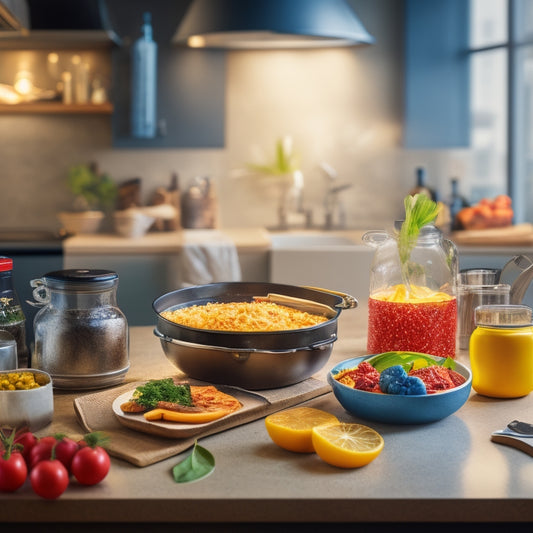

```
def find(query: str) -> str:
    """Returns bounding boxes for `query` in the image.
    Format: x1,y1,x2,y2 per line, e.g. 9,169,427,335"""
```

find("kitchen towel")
73,377,331,467
178,230,242,287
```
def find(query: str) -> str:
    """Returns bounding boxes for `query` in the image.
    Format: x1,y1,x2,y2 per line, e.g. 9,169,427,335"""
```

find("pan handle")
154,328,337,353
301,286,358,310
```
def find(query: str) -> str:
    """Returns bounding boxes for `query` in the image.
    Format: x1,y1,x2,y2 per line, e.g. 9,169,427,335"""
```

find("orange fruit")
311,423,384,468
265,407,339,453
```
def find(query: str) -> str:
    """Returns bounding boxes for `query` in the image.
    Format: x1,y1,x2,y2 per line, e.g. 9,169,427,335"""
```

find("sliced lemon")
374,283,454,303
311,423,384,468
265,407,339,453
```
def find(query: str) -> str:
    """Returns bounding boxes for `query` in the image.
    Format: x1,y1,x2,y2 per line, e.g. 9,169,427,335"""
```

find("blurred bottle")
0,257,28,367
448,178,470,230
409,167,437,201
131,12,157,139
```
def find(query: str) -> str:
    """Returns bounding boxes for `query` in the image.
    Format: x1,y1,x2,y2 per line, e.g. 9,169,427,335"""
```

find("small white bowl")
114,209,155,239
0,370,53,431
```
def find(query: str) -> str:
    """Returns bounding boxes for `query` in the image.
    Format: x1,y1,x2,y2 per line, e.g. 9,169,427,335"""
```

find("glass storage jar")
31,269,129,390
469,304,533,398
363,223,458,358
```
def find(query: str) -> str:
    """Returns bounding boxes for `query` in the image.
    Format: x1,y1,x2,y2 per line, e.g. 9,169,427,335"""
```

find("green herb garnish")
133,378,193,409
367,351,456,373
172,441,215,484
398,194,440,287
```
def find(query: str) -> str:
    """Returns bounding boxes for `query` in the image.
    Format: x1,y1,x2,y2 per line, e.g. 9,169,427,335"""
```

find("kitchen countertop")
63,227,273,255
4,304,533,527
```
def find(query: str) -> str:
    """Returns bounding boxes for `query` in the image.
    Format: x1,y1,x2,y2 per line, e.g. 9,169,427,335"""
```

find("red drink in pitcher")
367,284,457,358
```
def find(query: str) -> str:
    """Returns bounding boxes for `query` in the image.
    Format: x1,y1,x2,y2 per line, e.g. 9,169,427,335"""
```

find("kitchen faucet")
321,162,352,230
277,170,313,229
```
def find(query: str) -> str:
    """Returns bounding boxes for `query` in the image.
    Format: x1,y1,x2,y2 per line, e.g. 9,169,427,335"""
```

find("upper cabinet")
403,0,470,148
0,0,226,148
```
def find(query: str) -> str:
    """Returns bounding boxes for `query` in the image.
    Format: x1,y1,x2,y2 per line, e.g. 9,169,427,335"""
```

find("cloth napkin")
74,377,331,467
178,230,242,287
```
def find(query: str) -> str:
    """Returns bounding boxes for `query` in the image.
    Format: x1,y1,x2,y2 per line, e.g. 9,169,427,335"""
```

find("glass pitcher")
363,223,458,358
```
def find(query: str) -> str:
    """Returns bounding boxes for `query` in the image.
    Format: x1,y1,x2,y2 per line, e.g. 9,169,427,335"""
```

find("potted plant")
58,162,118,234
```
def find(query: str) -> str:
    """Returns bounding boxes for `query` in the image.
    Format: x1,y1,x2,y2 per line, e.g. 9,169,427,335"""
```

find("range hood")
0,0,29,31
173,0,374,49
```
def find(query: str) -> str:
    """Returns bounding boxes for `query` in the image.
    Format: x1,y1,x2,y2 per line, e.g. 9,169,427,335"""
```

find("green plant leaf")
398,194,440,287
367,351,455,373
172,441,215,484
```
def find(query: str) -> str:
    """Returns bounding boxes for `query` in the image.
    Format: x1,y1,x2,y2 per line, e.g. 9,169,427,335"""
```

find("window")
468,0,533,222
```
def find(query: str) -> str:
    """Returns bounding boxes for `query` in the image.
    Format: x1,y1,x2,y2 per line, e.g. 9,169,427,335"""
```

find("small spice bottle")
469,304,533,398
0,257,28,367
31,269,129,390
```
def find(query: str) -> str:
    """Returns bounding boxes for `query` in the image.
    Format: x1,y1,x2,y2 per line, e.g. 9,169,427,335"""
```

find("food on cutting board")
456,194,513,230
120,378,242,423
161,301,328,332
334,351,466,395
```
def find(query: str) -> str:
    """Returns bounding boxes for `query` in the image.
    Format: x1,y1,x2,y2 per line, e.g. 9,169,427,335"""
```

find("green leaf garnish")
172,441,215,484
133,378,193,409
398,194,440,289
399,194,440,265
367,351,456,373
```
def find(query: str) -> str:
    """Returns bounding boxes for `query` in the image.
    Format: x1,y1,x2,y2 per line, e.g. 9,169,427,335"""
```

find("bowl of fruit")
328,351,472,424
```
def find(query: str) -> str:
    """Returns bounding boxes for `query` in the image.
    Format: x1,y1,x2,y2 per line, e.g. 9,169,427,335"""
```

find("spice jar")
0,257,29,367
469,304,533,398
363,223,458,358
31,269,129,390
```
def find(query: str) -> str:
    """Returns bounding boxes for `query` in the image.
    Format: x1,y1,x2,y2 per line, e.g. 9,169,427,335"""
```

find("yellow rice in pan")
161,301,328,332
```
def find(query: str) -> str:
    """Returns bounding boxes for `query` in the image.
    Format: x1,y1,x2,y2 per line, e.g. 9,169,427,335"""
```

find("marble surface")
3,304,533,525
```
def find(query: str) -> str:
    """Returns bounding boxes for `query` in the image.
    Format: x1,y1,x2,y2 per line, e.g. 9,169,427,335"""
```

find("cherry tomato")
71,445,110,485
14,431,37,466
54,436,79,472
0,451,27,492
30,459,69,499
28,436,57,469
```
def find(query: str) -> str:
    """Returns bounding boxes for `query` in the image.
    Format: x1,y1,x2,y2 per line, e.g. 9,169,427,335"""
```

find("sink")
268,231,373,300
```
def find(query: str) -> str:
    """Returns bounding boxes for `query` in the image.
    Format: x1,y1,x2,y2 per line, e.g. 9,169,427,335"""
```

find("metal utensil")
253,293,337,319
510,262,533,304
498,254,533,285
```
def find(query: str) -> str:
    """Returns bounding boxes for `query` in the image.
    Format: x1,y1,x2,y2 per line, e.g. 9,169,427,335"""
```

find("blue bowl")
328,355,472,424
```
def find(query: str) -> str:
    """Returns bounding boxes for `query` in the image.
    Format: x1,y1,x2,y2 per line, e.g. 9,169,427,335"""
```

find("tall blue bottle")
131,12,157,138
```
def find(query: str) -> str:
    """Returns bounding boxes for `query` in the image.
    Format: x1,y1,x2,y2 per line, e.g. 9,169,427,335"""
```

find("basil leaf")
172,441,215,484
368,351,449,373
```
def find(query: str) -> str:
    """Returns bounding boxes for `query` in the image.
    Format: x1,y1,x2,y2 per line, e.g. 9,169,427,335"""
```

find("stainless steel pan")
152,282,357,389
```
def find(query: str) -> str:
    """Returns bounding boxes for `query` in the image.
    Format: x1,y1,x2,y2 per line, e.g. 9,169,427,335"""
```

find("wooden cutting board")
451,223,533,246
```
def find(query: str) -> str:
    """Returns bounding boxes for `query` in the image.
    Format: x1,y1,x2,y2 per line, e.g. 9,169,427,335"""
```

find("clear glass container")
31,269,129,390
363,223,458,358
469,304,533,398
0,256,28,367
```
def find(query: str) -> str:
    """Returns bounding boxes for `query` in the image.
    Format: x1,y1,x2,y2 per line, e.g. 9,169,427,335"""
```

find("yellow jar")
469,305,533,398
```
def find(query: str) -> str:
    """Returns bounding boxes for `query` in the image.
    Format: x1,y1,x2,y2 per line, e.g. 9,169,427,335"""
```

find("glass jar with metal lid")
31,269,129,390
469,304,533,398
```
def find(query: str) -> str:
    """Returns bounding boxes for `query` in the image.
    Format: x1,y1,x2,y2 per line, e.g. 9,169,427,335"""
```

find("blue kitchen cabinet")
106,0,226,148
404,0,470,148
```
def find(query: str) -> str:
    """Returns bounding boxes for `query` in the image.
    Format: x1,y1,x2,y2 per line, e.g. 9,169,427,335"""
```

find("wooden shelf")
0,102,113,114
